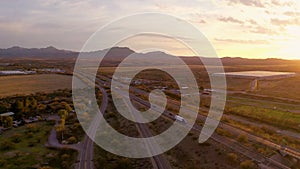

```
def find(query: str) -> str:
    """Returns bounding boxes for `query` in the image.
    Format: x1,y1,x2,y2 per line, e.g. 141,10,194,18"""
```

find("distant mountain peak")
45,46,57,49
0,46,76,58
10,46,22,49
145,51,167,55
108,46,135,53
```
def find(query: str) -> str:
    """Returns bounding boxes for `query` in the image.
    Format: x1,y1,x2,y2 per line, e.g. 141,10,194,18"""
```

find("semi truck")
175,115,186,123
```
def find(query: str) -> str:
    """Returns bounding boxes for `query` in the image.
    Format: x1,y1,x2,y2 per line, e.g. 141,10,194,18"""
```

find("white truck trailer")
175,115,186,123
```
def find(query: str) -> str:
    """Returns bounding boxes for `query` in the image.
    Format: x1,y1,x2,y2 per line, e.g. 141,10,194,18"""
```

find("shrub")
67,136,77,144
1,140,15,150
226,153,238,164
216,128,233,138
61,154,70,161
72,122,81,129
39,166,53,169
27,132,34,138
26,124,39,133
240,160,256,169
11,134,22,143
28,141,35,147
237,135,248,143
115,158,132,169
0,159,7,167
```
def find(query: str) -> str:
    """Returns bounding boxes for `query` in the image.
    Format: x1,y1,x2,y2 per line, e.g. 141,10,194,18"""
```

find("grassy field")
0,74,72,97
227,95,300,113
0,122,53,168
226,105,300,132
0,121,77,169
253,75,300,100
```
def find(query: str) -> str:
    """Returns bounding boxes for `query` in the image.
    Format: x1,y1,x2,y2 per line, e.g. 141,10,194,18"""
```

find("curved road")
76,87,108,169
75,80,171,169
46,115,81,151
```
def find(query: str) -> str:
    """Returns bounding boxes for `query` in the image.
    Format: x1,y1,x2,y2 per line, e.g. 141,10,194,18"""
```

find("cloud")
249,25,279,35
33,22,63,30
271,18,300,26
248,19,257,25
218,16,244,24
283,11,300,17
270,0,294,7
189,18,206,24
227,0,265,8
227,0,294,7
189,13,211,24
215,38,269,44
197,19,206,24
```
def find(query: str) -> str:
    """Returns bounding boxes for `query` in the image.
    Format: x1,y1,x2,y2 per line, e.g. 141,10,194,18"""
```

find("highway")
76,73,299,169
120,77,300,160
135,121,172,169
76,87,108,169
75,75,171,169
126,90,292,169
98,78,172,169
100,75,299,169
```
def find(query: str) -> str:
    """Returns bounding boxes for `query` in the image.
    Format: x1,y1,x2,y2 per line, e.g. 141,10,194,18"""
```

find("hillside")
1,46,299,70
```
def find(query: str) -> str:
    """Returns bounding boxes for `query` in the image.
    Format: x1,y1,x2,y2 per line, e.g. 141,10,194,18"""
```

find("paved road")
83,74,299,169
75,87,108,169
98,77,172,169
162,94,300,140
136,122,172,169
46,115,80,151
129,91,292,169
113,84,273,166
105,75,297,168
122,79,300,160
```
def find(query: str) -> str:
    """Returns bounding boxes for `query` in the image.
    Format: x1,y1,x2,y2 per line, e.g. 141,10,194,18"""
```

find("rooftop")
0,112,14,116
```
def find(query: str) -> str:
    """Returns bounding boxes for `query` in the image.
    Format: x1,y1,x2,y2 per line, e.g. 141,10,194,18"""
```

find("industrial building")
0,70,36,75
213,71,296,91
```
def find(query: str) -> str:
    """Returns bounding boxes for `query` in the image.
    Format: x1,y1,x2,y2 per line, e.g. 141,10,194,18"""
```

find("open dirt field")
0,74,72,97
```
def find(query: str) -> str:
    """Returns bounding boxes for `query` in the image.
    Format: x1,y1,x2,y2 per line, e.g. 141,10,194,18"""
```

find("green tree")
67,136,77,144
3,116,13,128
55,124,65,141
23,97,38,116
37,104,47,113
11,100,24,113
62,102,72,113
0,104,8,113
58,109,68,119
31,98,38,109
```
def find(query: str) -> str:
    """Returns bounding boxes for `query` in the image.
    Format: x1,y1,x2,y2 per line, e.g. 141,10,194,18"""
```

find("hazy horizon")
0,0,300,59
1,45,300,61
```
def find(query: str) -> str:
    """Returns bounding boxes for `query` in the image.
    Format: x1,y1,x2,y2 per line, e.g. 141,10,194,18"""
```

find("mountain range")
0,46,297,66
0,46,77,58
